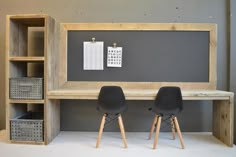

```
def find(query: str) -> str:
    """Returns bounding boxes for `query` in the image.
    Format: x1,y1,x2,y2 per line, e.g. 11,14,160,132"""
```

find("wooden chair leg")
173,116,185,149
148,116,158,140
96,114,106,148
118,114,128,148
171,116,176,140
153,115,162,149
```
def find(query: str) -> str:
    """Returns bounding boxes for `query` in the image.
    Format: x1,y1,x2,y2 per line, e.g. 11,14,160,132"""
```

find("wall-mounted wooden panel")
59,23,217,90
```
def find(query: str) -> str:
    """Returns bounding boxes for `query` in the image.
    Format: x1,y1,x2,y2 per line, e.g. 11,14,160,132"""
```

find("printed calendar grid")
107,46,122,67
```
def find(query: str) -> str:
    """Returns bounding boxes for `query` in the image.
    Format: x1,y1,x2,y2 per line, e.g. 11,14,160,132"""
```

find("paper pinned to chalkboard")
83,39,104,70
107,43,122,67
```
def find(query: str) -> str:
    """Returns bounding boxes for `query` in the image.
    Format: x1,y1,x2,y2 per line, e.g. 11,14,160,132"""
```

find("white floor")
0,130,236,157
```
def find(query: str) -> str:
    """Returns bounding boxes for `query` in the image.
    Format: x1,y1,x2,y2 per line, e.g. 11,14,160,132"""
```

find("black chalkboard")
67,31,209,82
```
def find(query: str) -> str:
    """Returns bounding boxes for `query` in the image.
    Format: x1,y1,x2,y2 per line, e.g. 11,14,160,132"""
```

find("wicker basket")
9,77,43,99
10,112,44,142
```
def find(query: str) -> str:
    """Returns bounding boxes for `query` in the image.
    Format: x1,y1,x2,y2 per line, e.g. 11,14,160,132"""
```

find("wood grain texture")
171,117,176,140
59,24,68,87
9,140,45,145
62,82,214,90
47,18,58,90
44,16,60,144
96,114,106,148
8,14,46,26
5,15,10,142
45,99,60,145
9,57,45,61
213,96,234,147
9,99,44,104
148,116,158,140
5,14,52,145
118,115,128,148
173,117,185,149
209,25,217,89
47,89,233,100
9,18,27,56
153,116,161,149
45,16,55,91
63,23,215,31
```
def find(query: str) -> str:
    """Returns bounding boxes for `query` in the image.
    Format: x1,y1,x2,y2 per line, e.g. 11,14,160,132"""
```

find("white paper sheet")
83,41,104,70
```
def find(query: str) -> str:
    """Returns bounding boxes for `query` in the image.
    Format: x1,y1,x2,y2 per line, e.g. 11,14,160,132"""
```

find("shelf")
9,99,45,104
8,14,46,26
10,140,45,145
9,57,45,62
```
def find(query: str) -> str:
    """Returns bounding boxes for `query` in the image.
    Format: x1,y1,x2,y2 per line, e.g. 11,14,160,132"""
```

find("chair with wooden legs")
96,86,128,148
148,86,185,149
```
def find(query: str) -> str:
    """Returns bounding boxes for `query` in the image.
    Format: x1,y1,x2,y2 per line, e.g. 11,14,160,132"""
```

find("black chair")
148,86,185,149
96,86,128,148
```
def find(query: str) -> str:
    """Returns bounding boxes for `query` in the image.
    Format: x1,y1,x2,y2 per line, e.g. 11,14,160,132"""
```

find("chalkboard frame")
58,23,217,90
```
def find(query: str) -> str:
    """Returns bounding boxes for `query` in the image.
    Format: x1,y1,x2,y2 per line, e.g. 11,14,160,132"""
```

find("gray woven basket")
10,112,44,142
9,77,43,99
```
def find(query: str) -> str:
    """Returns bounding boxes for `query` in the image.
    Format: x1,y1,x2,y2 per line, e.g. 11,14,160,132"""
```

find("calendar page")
107,46,122,67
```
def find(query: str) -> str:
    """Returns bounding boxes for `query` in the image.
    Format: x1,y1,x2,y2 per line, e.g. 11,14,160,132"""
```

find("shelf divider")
9,57,45,62
9,99,45,104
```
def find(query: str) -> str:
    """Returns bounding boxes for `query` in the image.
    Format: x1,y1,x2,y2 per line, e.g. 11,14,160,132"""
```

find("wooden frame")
58,23,217,90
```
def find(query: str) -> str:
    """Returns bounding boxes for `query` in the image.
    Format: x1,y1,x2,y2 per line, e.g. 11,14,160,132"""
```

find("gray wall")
0,0,233,142
229,0,236,144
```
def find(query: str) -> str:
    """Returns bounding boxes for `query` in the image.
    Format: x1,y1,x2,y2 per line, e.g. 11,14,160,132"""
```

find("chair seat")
152,107,181,116
97,104,128,115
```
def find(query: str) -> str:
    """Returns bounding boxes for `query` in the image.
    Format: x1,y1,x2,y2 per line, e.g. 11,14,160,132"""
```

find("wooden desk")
46,89,234,146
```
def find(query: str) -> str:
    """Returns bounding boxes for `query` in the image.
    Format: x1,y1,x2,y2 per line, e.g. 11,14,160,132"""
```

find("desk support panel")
45,99,60,144
213,97,234,147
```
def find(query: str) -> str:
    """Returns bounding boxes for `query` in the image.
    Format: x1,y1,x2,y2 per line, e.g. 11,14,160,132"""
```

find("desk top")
47,88,234,100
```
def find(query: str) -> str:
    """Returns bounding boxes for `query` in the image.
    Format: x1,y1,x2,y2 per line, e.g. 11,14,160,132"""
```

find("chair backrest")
98,86,127,114
154,86,183,113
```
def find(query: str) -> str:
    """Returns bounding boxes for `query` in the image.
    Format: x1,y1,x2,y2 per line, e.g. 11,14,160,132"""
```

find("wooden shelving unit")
5,14,55,145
